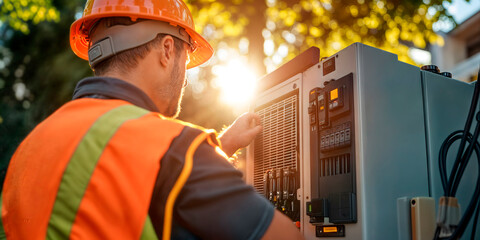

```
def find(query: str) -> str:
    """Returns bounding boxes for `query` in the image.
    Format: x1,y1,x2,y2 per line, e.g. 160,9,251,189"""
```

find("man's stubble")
162,54,185,118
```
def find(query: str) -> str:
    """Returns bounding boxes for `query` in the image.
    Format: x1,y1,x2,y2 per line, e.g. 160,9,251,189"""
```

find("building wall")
430,11,480,82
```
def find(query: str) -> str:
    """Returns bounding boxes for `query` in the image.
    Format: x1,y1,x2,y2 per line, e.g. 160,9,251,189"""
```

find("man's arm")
220,112,304,239
150,125,304,239
219,113,303,239
262,210,304,240
170,140,303,240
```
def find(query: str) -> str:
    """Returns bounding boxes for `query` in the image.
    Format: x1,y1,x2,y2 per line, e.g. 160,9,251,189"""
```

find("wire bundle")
435,68,480,240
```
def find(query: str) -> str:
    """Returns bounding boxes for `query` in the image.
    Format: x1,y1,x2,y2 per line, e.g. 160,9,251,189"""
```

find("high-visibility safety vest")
0,98,219,239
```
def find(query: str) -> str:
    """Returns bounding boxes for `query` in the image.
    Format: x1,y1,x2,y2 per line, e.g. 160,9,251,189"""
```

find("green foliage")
0,0,91,165
187,0,457,71
0,0,60,34
266,0,454,66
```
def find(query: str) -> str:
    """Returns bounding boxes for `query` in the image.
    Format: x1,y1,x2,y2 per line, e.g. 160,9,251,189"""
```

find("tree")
265,0,453,66
0,0,60,34
0,0,91,174
186,0,455,72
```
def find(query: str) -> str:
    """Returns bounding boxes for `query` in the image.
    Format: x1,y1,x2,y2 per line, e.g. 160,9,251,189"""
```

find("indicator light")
295,221,301,228
330,88,338,100
323,226,338,233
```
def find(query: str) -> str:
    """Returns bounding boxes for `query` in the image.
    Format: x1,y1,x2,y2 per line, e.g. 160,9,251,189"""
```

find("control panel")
307,73,356,237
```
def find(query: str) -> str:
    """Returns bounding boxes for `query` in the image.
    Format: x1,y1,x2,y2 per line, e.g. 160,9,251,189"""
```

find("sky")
447,0,480,23
437,0,480,32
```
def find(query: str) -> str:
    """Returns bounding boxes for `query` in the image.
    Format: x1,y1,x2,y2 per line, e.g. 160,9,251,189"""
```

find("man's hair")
91,17,185,76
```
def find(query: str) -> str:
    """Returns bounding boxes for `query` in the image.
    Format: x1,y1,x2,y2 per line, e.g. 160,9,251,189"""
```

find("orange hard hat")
70,0,214,69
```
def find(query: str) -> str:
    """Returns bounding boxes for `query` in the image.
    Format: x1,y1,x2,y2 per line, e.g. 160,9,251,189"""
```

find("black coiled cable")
435,68,480,240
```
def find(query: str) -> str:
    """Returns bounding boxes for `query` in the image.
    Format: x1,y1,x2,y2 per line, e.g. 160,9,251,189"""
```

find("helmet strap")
88,20,194,68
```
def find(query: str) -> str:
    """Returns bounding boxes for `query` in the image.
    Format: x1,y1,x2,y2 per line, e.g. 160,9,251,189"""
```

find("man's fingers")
245,125,262,139
253,125,262,134
247,113,261,127
252,113,261,123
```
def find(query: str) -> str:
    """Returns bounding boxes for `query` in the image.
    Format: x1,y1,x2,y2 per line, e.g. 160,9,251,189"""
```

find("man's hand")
219,112,262,157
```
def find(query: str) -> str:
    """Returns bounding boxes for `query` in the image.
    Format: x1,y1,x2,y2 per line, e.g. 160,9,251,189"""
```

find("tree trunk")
245,1,267,77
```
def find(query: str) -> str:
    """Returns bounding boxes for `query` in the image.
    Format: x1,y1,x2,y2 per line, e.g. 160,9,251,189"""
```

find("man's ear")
158,35,175,67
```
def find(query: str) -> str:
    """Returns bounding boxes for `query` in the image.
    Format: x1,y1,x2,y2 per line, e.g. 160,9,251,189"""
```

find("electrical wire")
446,69,480,197
447,144,480,239
438,130,464,191
471,199,480,240
435,68,480,240
437,133,480,239
452,113,480,196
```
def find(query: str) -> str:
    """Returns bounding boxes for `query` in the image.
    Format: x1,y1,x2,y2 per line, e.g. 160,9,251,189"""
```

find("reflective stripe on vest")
0,99,185,239
46,104,149,238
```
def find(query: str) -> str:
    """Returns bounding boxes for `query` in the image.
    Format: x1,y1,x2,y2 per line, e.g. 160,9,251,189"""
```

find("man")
0,0,303,239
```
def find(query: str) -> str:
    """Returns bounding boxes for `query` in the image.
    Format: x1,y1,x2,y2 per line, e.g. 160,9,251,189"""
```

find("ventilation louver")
253,92,299,192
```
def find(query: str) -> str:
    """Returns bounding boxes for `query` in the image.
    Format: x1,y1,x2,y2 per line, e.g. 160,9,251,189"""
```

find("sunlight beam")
212,58,258,109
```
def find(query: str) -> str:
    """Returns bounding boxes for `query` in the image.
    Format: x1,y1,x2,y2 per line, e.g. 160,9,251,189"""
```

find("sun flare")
212,58,258,108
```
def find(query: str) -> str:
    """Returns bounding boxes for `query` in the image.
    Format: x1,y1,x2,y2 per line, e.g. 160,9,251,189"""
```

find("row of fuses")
263,168,297,204
320,122,352,151
319,154,351,177
263,168,300,221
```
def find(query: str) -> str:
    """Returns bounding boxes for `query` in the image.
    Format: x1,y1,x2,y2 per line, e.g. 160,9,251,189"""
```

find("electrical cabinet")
246,43,479,239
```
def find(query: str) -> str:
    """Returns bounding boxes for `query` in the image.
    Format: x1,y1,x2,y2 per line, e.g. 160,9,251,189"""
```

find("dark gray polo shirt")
73,77,274,239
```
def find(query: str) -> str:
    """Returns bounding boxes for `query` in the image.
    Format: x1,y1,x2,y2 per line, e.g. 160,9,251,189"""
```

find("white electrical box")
246,43,479,239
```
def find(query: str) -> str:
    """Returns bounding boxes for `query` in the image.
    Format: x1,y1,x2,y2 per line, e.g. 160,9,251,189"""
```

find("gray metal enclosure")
246,42,479,239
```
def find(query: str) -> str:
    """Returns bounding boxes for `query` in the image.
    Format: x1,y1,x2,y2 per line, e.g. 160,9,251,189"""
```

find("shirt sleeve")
149,126,274,240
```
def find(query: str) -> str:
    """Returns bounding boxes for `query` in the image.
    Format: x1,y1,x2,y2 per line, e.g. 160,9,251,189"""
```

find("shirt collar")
72,76,159,112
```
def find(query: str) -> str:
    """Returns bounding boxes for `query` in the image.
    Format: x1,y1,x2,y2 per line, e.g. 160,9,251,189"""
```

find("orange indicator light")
330,88,338,100
323,226,338,233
